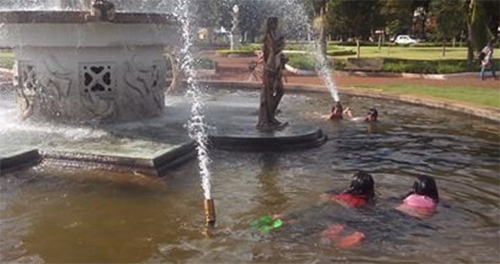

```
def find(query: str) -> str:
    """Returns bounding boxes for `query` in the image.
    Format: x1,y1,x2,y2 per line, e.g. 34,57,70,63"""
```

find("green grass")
352,84,500,108
0,49,14,69
335,46,468,60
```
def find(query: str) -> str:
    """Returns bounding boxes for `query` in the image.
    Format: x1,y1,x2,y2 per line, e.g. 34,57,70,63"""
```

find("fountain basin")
0,87,328,176
0,11,180,122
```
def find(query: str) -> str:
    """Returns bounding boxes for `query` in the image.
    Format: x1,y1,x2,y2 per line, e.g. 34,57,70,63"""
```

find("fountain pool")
1,89,499,263
1,0,499,263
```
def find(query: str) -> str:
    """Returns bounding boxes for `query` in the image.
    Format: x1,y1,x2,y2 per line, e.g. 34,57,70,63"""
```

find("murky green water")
1,91,499,263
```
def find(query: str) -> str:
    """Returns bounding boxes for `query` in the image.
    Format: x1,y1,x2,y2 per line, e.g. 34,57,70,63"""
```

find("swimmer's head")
365,108,378,122
409,175,439,203
345,170,375,199
330,102,343,120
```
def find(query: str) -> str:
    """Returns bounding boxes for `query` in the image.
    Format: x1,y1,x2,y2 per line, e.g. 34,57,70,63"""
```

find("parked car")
394,35,418,45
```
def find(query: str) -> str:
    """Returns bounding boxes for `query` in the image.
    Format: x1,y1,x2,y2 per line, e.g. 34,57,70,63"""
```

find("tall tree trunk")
319,5,327,56
466,0,475,68
442,40,446,57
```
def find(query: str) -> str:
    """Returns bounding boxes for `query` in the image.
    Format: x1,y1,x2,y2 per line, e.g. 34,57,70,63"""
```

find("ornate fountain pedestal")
0,11,180,122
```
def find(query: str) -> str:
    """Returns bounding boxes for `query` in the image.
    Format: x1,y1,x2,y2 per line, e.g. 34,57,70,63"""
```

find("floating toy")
250,215,284,233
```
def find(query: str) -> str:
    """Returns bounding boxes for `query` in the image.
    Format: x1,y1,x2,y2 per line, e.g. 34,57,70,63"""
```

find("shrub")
194,57,216,70
216,44,260,56
383,59,437,73
327,50,356,56
381,58,500,74
0,49,14,69
331,59,347,71
287,54,323,71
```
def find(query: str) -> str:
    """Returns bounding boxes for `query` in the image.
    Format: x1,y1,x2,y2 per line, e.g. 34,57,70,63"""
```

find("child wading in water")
319,171,375,248
252,171,375,249
396,175,439,219
321,102,379,123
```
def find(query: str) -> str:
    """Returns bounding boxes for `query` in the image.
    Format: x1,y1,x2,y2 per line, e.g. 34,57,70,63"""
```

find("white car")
394,35,418,45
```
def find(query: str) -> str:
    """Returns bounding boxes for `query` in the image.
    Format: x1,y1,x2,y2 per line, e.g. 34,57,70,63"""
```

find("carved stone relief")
124,56,165,116
80,62,116,120
37,56,73,117
16,62,37,119
15,56,73,120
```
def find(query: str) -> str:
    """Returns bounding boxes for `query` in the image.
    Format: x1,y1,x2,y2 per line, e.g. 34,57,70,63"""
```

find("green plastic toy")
250,215,284,233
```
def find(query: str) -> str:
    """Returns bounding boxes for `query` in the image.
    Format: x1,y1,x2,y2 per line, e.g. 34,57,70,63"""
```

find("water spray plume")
282,0,340,103
175,0,215,224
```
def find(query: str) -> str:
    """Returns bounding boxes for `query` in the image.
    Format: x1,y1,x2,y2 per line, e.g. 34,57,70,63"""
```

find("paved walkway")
203,51,500,89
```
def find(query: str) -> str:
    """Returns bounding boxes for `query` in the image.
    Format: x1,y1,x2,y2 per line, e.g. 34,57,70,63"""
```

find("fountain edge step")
39,141,196,177
208,128,328,151
0,149,41,176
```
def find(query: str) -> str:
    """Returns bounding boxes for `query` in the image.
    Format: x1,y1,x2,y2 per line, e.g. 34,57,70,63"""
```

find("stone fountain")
0,0,327,178
0,0,198,176
0,0,179,122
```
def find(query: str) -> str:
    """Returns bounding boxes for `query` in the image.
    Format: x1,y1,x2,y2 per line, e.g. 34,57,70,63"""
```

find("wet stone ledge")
0,149,41,175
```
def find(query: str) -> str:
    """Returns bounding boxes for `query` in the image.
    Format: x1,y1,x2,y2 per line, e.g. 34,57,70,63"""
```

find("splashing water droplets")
279,0,340,102
175,0,212,200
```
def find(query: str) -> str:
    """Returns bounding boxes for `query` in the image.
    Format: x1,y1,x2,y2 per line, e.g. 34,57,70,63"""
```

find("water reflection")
256,153,287,208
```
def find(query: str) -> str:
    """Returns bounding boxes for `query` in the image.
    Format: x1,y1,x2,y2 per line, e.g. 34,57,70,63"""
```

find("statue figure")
256,17,289,131
90,0,115,22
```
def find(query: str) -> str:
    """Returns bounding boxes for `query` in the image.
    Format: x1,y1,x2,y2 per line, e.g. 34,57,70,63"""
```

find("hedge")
194,57,216,70
286,54,499,74
382,58,500,74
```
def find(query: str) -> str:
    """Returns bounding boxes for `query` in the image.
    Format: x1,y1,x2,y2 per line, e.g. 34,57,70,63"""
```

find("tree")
464,0,493,67
380,0,414,38
431,0,465,56
313,0,328,55
327,0,381,41
193,0,222,43
236,0,273,43
411,0,431,39
482,0,499,40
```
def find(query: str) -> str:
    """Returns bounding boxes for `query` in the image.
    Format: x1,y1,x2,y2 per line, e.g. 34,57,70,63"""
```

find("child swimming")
318,102,379,124
319,171,375,248
343,107,378,123
252,171,376,249
396,175,439,219
321,170,375,207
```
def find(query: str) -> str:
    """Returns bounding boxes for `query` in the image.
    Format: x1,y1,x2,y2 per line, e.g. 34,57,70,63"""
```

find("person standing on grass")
479,41,499,80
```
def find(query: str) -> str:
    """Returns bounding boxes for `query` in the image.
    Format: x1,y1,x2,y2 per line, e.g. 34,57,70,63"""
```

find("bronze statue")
256,17,289,131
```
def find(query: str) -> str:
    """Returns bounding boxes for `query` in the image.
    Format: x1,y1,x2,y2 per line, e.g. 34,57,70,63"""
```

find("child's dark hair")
410,175,439,203
331,102,343,111
367,108,378,118
330,102,344,119
345,170,375,200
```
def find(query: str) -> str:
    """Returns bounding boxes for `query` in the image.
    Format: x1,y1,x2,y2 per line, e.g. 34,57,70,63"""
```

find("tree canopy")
189,0,498,45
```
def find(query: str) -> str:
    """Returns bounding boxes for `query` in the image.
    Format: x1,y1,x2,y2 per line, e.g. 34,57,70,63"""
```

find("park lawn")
0,49,14,69
352,84,500,108
334,46,468,60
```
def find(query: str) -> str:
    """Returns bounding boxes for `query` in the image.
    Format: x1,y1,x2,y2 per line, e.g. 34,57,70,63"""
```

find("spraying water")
175,0,212,200
278,0,340,102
